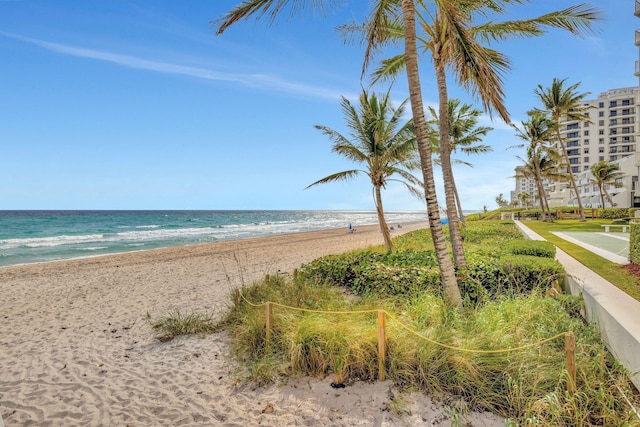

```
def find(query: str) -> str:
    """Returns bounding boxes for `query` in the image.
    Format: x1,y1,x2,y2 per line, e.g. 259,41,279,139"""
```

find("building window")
599,111,604,117
610,111,618,117
599,120,604,126
622,99,631,106
584,130,589,136
610,119,618,126
567,140,579,147
610,101,617,107
584,156,589,162
599,147,605,153
599,138,604,144
616,178,624,185
584,166,590,172
569,158,579,164
568,149,580,156
610,147,618,153
567,131,579,138
583,139,589,145
599,156,605,161
584,148,589,154
599,129,605,135
567,123,579,130
622,108,632,115
623,117,633,124
610,137,618,144
599,102,604,108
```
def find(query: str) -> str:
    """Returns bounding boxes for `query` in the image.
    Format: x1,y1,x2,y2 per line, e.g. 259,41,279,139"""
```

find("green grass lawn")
523,219,640,302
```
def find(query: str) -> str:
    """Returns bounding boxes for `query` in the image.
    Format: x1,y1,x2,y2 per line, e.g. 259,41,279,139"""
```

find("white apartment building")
544,86,640,208
512,87,640,209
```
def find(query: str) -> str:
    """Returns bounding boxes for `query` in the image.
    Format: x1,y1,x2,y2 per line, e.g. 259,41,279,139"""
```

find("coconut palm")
515,145,564,217
214,0,602,306
513,111,560,220
534,78,591,221
590,160,625,208
361,0,601,271
306,90,422,251
429,99,493,226
517,191,532,208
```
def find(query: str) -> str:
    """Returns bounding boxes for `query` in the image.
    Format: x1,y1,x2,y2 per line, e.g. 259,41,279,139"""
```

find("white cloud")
1,31,349,101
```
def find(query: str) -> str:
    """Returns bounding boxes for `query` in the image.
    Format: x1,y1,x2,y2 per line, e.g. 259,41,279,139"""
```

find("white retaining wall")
514,221,640,390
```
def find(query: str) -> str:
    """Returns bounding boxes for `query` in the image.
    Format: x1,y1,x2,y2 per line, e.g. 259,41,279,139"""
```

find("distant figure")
390,226,395,231
349,223,356,233
397,224,402,228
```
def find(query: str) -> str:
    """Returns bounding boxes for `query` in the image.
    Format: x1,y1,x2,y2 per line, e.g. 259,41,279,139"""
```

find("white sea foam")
0,234,105,249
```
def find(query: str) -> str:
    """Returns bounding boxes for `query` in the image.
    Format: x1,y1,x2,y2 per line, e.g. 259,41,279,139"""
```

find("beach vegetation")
147,310,217,342
219,221,639,425
307,89,423,252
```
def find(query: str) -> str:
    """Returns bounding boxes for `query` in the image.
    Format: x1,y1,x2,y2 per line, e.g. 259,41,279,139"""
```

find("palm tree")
306,90,422,251
214,0,602,306
429,99,493,226
513,111,560,220
590,160,625,208
517,191,531,209
363,0,601,270
534,78,591,221
515,145,564,218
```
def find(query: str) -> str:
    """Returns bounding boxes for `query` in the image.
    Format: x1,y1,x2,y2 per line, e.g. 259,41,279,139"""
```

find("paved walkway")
551,230,629,264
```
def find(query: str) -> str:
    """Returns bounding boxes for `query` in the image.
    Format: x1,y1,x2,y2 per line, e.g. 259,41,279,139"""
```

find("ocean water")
0,210,428,267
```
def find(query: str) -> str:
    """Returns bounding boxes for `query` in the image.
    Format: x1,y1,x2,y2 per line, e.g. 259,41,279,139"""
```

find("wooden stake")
565,332,576,393
378,310,386,381
265,302,273,353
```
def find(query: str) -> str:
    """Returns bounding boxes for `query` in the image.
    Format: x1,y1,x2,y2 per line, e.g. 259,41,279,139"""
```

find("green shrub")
498,255,564,294
611,218,630,225
504,240,556,258
599,208,630,219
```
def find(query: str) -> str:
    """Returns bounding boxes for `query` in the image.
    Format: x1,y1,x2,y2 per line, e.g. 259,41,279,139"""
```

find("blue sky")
0,1,636,211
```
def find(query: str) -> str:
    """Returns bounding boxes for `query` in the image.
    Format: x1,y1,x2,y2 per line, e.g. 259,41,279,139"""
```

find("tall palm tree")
214,0,602,306
515,145,564,218
363,0,601,269
513,111,560,220
590,160,625,208
429,99,493,226
306,90,422,251
534,78,591,221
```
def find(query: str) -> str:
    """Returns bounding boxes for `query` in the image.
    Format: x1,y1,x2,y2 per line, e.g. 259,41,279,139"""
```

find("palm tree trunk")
453,179,466,227
532,157,549,220
374,185,393,251
435,61,466,267
603,186,615,207
598,184,606,208
401,0,462,306
556,130,585,221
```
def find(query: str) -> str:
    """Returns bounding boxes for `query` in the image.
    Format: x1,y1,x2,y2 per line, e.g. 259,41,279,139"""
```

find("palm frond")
305,170,361,189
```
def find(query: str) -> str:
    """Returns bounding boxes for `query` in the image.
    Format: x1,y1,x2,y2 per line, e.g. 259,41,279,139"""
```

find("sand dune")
0,222,503,426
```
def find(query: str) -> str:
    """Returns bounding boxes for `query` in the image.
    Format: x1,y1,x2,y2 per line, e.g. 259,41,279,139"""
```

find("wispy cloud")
1,31,348,101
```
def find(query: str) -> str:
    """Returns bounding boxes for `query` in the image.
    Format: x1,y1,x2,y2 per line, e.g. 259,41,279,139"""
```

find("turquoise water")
0,210,428,267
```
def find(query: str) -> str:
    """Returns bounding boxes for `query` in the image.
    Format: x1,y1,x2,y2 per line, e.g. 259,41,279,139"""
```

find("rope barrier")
237,289,569,354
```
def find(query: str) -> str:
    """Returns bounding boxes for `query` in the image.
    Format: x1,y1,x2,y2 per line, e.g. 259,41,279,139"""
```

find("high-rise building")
514,3,640,209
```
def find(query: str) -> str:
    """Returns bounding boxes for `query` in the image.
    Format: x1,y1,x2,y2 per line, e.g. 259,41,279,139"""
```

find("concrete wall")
514,221,640,391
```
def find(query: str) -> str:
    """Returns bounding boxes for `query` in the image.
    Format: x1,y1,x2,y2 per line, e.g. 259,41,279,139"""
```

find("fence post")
265,302,273,353
565,332,576,393
378,310,386,381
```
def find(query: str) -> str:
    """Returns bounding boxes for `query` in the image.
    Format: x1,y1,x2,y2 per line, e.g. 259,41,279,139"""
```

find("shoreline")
0,222,422,271
0,221,503,426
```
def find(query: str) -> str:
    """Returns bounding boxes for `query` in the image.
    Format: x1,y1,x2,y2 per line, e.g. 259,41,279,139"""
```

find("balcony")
636,29,640,46
636,60,640,77
636,0,640,17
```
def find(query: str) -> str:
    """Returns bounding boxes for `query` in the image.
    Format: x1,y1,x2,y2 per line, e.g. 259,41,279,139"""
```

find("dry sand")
0,222,504,426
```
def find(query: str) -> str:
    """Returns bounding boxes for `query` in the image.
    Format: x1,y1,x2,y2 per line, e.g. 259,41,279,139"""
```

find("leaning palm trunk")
556,129,585,221
532,160,550,220
435,61,466,267
452,179,466,227
598,185,606,208
374,185,393,251
401,0,462,306
603,186,615,207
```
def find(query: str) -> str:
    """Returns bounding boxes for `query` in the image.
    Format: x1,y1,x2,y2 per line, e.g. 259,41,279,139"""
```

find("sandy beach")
0,222,503,426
